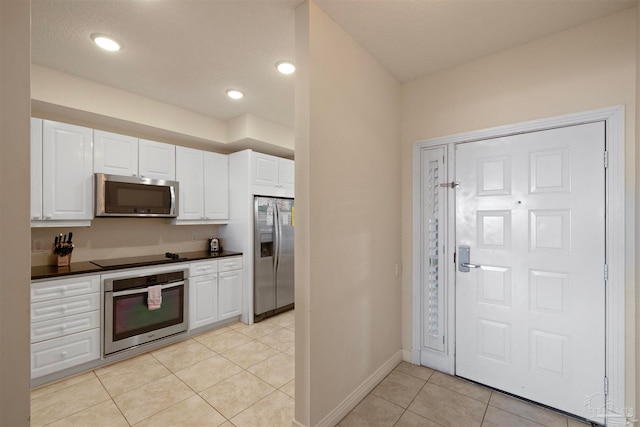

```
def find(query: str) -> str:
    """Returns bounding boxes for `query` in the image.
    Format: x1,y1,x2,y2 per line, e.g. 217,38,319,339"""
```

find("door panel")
276,198,294,308
254,197,276,316
455,122,605,419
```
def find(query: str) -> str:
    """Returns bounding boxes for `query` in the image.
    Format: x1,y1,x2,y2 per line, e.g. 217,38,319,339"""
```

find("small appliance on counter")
209,237,221,253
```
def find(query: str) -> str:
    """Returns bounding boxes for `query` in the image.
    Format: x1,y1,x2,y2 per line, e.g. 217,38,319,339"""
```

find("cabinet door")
31,310,100,344
31,118,43,220
176,146,204,220
139,139,176,181
31,328,100,379
189,274,218,329
42,121,94,221
31,293,101,323
218,269,242,320
31,275,100,304
278,158,295,190
252,152,279,187
204,152,229,220
93,130,138,176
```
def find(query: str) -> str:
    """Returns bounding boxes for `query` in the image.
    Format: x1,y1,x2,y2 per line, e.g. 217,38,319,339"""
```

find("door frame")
412,106,626,419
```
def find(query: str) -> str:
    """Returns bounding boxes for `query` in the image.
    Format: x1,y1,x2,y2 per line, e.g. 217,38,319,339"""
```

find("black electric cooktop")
90,252,187,269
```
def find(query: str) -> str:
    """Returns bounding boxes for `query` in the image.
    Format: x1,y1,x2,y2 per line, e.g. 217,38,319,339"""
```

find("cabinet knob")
32,216,40,220
61,351,68,358
44,214,53,220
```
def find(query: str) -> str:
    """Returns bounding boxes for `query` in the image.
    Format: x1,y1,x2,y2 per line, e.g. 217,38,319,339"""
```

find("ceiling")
31,0,636,131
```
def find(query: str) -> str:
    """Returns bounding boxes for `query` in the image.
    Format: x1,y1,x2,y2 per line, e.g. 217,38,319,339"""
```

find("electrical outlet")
191,232,197,241
395,263,402,277
33,239,44,251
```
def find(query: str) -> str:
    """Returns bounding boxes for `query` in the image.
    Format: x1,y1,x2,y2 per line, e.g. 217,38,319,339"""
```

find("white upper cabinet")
204,152,229,221
93,130,138,176
139,139,176,181
278,158,295,190
31,118,43,222
252,152,294,197
175,147,229,224
31,120,94,226
175,147,228,224
176,146,205,221
94,132,175,181
253,152,279,187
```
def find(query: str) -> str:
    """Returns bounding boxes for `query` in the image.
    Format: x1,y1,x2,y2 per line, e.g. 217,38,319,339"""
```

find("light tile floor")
30,310,296,427
32,309,591,427
338,363,593,427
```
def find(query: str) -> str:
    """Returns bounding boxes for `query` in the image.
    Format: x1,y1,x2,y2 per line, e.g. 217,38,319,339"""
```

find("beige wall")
32,65,295,154
32,65,229,145
295,2,402,425
401,7,637,413
31,220,219,266
636,3,640,420
0,0,32,425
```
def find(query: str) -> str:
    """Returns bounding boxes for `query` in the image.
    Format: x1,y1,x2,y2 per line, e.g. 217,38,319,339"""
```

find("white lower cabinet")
218,256,243,320
218,270,242,320
189,273,218,330
188,256,243,329
30,275,101,379
31,329,100,379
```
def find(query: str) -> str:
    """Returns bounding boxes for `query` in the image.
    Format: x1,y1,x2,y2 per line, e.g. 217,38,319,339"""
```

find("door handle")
461,263,481,269
458,245,481,272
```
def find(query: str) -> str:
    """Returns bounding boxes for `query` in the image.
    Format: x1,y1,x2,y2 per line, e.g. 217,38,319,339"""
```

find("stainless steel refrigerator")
254,196,294,322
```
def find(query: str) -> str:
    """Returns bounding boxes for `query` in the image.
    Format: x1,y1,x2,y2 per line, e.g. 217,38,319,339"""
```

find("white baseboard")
291,420,305,427
312,350,403,427
402,349,412,362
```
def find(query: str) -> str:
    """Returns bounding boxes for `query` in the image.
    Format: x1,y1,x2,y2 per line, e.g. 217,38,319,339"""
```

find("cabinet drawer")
31,328,100,379
189,260,218,277
31,275,100,303
31,293,100,323
31,310,100,344
219,256,243,272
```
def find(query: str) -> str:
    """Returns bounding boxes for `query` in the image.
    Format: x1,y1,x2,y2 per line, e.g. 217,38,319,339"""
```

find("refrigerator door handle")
276,203,283,273
273,203,280,273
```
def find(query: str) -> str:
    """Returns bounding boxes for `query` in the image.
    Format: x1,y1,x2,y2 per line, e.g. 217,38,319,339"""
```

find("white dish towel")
147,285,162,310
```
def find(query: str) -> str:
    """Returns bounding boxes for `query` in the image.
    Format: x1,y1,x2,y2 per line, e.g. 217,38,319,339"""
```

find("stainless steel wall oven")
103,266,189,356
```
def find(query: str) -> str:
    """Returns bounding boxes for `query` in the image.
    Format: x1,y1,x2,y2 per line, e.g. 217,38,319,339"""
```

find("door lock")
458,245,481,272
439,181,460,189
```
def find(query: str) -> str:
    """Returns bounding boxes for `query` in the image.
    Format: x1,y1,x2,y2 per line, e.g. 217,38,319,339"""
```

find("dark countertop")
31,250,243,281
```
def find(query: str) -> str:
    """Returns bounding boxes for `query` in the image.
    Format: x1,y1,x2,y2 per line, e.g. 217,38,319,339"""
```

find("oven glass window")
112,286,184,341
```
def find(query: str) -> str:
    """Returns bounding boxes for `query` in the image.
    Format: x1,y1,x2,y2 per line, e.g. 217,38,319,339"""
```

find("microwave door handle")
111,281,185,297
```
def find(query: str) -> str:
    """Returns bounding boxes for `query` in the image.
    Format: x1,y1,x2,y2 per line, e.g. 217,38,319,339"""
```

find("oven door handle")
110,281,185,297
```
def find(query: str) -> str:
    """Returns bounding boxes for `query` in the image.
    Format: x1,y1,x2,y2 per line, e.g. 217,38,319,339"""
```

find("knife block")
56,253,71,267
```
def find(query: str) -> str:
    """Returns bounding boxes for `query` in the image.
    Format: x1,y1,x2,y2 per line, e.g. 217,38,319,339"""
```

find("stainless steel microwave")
95,173,179,218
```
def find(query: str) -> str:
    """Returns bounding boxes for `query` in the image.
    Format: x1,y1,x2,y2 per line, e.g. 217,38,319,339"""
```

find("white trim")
411,106,626,423
314,350,403,427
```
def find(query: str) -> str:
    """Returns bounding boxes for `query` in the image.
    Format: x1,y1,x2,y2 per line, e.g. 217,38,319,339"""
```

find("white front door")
455,122,606,419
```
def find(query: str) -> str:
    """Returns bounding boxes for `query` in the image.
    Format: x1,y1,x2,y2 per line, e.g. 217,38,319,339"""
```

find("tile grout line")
33,315,296,427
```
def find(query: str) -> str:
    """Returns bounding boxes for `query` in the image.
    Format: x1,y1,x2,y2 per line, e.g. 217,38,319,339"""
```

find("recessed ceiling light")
226,89,244,100
91,33,122,52
276,61,295,75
